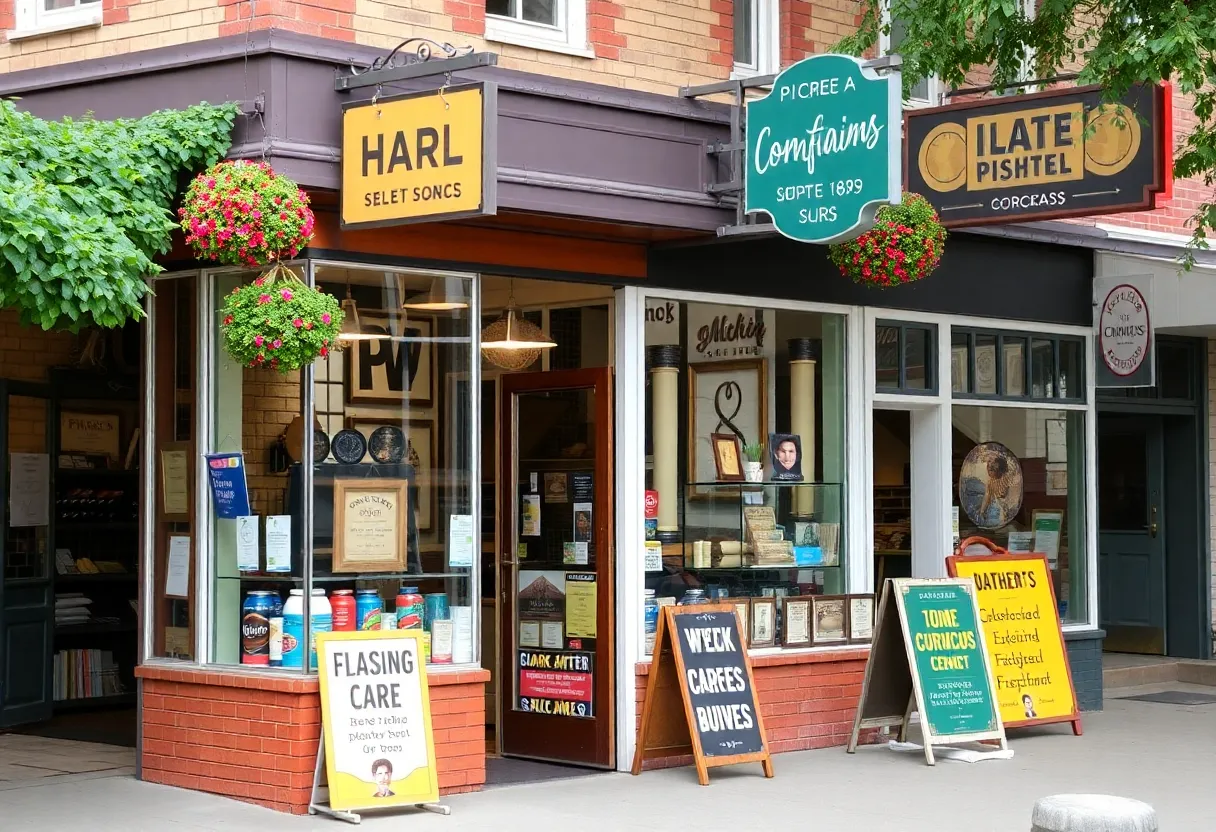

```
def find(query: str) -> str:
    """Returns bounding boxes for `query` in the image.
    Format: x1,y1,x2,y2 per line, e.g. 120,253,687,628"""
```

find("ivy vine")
0,100,240,331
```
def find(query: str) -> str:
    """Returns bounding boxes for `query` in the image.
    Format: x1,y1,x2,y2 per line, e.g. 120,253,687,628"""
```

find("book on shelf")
53,648,124,701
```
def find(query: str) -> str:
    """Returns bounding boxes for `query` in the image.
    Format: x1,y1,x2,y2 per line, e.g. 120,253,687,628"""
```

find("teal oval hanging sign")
745,54,903,244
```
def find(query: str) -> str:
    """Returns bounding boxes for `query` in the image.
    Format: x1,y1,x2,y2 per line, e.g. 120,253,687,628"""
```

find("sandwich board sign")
847,578,1006,765
632,603,774,785
312,629,447,823
947,540,1082,735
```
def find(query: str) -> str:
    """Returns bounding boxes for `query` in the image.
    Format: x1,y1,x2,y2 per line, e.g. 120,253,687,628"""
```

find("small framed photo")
812,595,848,646
781,596,813,648
750,597,777,648
710,433,745,481
848,594,875,643
725,597,750,646
768,433,804,482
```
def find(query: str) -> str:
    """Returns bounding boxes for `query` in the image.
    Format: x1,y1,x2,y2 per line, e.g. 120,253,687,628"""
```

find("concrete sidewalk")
0,683,1208,831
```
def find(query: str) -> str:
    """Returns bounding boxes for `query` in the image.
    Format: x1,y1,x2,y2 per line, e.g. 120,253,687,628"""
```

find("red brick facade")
217,0,356,42
634,648,876,770
136,665,489,814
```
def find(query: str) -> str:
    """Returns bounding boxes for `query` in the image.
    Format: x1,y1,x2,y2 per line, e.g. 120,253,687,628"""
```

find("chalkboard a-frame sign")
631,604,774,785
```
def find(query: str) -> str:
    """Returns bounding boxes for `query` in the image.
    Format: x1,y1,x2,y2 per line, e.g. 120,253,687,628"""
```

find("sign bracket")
335,37,498,92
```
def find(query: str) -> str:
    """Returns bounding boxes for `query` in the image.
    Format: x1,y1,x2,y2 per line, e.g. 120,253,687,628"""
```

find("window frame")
9,0,101,41
879,2,944,108
731,0,780,79
484,0,593,59
951,327,1086,404
875,320,938,395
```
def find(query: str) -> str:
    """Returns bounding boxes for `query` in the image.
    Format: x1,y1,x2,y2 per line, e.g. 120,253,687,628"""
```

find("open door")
0,381,55,727
499,368,614,768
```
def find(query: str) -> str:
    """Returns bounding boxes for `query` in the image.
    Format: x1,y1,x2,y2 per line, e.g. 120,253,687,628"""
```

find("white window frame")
485,0,594,59
8,0,101,41
732,0,779,79
879,2,944,108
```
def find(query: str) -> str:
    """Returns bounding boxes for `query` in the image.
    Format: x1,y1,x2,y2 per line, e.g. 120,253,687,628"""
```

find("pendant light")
402,276,469,311
480,281,556,371
337,282,378,342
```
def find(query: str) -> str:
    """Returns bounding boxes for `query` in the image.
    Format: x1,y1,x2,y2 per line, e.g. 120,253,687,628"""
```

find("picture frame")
60,411,122,460
750,596,777,648
847,594,875,644
725,597,750,647
344,312,435,407
811,594,848,646
710,432,745,481
781,596,813,648
347,417,436,532
331,478,410,573
687,358,768,498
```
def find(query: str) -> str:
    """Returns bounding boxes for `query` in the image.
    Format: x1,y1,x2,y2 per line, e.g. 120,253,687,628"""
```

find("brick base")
136,664,489,814
635,648,879,769
1064,630,1105,712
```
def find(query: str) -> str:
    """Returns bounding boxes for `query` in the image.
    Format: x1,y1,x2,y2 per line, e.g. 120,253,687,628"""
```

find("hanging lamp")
337,282,378,342
402,276,469,311
480,281,556,371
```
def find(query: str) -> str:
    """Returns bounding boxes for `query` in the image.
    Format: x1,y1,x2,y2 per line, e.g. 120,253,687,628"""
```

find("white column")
788,337,818,517
647,345,682,539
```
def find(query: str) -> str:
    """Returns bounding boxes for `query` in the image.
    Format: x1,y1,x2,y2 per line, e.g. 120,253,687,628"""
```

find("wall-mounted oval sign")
1099,283,1150,377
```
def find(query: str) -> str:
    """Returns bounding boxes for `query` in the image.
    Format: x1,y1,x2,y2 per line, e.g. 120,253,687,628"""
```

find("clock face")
330,429,367,465
368,426,406,464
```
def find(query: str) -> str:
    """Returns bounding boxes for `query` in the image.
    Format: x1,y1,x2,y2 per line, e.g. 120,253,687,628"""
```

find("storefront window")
644,299,848,652
952,406,1087,624
204,263,477,671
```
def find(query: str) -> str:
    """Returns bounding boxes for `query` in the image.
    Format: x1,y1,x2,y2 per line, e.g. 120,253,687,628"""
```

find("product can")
423,593,449,631
241,591,277,665
309,589,332,671
396,586,424,629
381,611,397,631
281,589,305,669
356,589,382,631
331,589,357,632
268,615,284,666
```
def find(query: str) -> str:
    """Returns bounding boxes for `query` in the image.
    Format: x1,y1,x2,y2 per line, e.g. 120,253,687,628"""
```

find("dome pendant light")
480,281,556,371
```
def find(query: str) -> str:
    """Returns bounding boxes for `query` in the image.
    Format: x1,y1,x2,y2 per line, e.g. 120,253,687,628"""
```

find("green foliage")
829,193,947,286
0,100,239,331
742,443,765,463
836,0,1216,264
220,263,343,374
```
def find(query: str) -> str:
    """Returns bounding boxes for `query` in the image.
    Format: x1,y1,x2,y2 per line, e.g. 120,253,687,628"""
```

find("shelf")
683,564,843,572
689,481,843,488
55,573,137,583
57,468,139,478
56,522,139,532
53,692,135,711
221,572,472,583
55,622,137,636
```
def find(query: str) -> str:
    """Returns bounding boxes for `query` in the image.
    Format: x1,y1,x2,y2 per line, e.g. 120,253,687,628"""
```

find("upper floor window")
10,0,101,39
882,5,943,107
733,0,778,77
485,0,591,57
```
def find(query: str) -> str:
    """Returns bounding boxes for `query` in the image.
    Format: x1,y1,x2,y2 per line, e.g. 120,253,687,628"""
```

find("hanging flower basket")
828,193,947,288
220,263,343,373
179,160,316,267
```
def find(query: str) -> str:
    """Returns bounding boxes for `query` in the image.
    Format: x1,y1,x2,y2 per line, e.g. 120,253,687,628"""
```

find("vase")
744,461,763,483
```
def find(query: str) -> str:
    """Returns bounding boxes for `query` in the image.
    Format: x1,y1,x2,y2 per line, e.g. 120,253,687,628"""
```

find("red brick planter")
136,664,489,814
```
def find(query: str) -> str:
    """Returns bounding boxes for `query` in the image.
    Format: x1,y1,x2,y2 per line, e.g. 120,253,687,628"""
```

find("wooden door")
499,368,614,768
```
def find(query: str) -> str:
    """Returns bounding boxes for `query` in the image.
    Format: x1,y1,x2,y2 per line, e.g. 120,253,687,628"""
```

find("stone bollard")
1032,794,1158,832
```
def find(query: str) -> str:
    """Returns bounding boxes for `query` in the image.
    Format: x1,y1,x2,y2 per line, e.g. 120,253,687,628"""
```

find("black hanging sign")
906,83,1168,227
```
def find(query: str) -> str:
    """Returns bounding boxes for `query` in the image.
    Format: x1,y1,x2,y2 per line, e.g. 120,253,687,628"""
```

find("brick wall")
136,664,489,813
634,648,876,769
1064,632,1104,711
241,369,301,517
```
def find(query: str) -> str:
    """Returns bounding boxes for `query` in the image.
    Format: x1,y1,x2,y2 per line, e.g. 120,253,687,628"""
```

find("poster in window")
688,359,768,498
344,314,434,407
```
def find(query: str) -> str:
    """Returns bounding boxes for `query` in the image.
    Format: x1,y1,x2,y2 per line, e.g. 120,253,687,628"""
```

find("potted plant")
828,192,947,288
742,443,765,483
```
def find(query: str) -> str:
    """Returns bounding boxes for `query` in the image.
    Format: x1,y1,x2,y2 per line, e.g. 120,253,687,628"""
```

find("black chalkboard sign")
632,604,774,785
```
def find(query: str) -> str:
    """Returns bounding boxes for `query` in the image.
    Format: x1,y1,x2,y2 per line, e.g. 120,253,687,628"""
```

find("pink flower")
258,294,271,304
254,335,265,346
305,322,314,330
292,317,303,329
252,210,262,219
281,289,293,301
321,313,331,325
254,277,265,287
271,339,283,349
280,212,289,221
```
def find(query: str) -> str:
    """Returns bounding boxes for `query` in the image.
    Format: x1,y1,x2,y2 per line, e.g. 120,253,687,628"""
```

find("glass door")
499,368,614,768
0,382,55,727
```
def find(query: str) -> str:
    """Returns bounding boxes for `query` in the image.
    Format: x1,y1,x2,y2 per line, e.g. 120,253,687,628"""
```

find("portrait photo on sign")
768,433,804,482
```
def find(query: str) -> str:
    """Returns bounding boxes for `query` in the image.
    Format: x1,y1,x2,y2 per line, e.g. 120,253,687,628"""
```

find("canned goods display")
356,588,382,631
396,586,424,629
331,589,356,631
241,591,278,665
423,592,449,631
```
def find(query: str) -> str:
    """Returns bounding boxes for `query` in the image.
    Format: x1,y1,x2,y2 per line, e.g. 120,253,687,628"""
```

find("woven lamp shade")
481,308,555,371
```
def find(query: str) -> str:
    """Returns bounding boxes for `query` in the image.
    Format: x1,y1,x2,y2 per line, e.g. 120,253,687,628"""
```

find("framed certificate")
331,478,409,573
812,595,847,646
750,597,777,648
781,596,813,648
847,594,875,644
725,597,750,647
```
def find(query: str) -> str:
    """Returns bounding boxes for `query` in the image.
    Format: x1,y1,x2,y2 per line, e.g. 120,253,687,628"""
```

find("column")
788,338,819,518
647,345,682,544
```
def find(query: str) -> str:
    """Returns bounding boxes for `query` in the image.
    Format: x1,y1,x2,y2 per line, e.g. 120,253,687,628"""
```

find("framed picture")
750,596,777,648
847,594,875,644
781,596,813,648
768,433,804,482
331,478,409,573
344,312,435,407
812,595,848,645
725,597,750,647
688,359,767,498
60,411,121,459
1045,418,1067,464
347,418,436,532
710,433,744,481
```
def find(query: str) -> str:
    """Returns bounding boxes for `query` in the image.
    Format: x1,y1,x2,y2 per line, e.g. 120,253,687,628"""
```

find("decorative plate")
368,426,406,464
958,441,1024,530
330,429,367,465
313,428,330,463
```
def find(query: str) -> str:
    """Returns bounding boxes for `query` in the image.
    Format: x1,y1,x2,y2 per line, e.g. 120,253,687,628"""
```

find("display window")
642,298,855,653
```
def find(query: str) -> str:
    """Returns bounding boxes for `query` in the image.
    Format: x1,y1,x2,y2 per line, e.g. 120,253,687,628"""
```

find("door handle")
1150,505,1158,538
